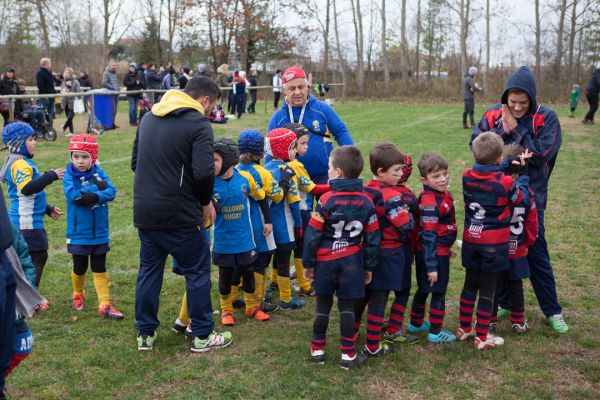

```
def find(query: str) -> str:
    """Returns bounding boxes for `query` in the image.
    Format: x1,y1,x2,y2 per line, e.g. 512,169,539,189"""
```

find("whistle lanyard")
287,102,307,125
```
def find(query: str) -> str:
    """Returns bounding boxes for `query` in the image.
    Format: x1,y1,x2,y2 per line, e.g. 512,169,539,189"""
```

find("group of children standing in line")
1,116,536,371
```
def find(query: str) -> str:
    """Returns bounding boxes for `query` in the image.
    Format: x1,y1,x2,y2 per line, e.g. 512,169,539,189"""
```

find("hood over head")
501,66,538,114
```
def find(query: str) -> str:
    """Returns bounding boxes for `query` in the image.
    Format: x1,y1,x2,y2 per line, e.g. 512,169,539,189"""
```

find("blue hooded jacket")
471,66,562,210
63,164,116,245
267,94,353,179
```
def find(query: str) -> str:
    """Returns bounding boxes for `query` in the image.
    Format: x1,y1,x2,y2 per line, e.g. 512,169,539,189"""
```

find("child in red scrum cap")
63,134,124,320
264,128,305,310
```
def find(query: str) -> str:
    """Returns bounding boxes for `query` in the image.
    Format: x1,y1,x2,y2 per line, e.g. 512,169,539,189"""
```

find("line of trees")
0,0,598,101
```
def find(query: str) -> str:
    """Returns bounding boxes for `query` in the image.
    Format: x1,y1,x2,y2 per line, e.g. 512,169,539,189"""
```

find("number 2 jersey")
302,178,380,269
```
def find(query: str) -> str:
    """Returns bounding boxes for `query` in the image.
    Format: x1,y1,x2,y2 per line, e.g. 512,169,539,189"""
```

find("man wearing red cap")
268,66,353,184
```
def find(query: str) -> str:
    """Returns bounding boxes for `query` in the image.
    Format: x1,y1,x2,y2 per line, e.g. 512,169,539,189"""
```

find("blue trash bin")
91,90,115,129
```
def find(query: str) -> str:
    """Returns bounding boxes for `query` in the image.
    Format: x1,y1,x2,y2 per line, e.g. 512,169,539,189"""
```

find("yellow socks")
254,272,265,304
178,291,190,325
230,284,240,303
71,271,86,295
294,258,311,291
278,276,292,302
220,293,233,313
92,272,111,307
270,266,278,286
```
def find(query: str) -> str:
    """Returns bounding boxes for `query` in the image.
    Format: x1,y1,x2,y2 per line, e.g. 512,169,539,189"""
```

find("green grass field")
5,100,600,399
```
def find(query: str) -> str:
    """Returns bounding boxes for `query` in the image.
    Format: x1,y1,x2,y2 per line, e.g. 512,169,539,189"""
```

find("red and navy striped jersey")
302,178,381,269
393,184,419,248
462,163,524,245
417,185,457,271
509,187,538,258
364,180,414,249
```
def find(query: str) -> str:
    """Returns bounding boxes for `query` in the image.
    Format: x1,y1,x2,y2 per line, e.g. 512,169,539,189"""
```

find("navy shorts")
461,241,509,273
212,250,257,269
506,256,530,281
67,243,110,256
370,247,411,291
20,229,48,252
313,253,365,300
415,250,449,294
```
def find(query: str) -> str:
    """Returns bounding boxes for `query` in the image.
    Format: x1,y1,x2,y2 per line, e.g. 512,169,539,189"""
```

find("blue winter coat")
267,94,353,178
63,164,116,245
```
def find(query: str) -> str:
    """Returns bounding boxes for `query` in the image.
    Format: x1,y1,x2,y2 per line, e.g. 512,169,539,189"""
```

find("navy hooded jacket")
470,66,561,210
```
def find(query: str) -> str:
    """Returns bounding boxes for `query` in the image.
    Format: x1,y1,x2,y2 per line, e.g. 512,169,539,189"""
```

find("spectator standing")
462,66,482,129
582,67,600,124
247,70,258,113
124,63,143,126
101,61,120,129
178,67,192,90
272,69,282,110
35,58,56,124
0,67,19,126
78,71,93,113
60,68,80,136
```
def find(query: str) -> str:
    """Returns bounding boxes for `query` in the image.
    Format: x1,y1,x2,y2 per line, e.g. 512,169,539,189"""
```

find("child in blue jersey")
303,145,381,369
212,137,271,325
63,134,124,319
264,128,305,310
0,121,64,288
235,129,285,313
284,123,331,298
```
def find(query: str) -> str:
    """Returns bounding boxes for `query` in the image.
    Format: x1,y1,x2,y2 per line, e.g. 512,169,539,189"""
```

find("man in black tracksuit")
131,77,231,352
583,68,600,124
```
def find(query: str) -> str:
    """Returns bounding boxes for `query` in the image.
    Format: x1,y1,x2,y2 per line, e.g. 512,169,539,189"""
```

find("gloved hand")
73,192,99,207
93,176,107,190
294,226,303,240
279,166,295,194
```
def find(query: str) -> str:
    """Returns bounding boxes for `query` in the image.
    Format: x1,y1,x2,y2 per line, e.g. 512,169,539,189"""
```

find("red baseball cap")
282,66,307,84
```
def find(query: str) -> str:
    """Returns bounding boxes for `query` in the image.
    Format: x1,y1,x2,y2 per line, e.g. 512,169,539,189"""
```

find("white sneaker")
473,334,504,350
311,348,325,364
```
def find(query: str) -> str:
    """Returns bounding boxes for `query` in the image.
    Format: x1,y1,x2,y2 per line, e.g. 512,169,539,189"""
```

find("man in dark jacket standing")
131,77,232,353
35,57,55,124
471,66,568,334
462,66,482,128
582,67,600,124
0,189,16,398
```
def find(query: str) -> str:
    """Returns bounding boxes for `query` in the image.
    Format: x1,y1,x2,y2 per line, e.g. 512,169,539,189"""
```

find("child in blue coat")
63,134,123,319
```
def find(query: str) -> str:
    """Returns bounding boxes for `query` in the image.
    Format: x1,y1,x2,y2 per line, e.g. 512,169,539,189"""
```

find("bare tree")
400,0,408,80
533,0,542,83
333,0,347,97
448,0,472,83
415,0,422,83
350,0,365,94
32,0,51,52
484,0,490,93
102,0,136,64
553,0,568,98
381,0,390,95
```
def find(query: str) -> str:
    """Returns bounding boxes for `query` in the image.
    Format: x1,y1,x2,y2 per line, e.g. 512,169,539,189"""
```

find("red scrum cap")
69,133,99,165
282,66,307,85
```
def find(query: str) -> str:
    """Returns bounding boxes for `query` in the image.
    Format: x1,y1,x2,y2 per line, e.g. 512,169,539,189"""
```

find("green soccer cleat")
137,332,157,351
496,308,510,321
548,314,569,333
382,330,420,344
191,331,233,353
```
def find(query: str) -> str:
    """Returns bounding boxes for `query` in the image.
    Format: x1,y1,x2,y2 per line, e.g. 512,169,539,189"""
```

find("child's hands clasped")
501,104,518,133
303,268,314,282
428,271,438,287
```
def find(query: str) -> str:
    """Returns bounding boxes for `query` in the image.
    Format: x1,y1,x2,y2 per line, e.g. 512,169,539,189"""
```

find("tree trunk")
567,0,579,83
415,0,422,83
103,0,110,63
351,0,364,94
323,0,331,79
333,0,347,98
400,0,408,80
459,0,471,84
484,0,490,93
381,0,390,95
553,0,568,99
34,0,51,52
535,0,541,83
